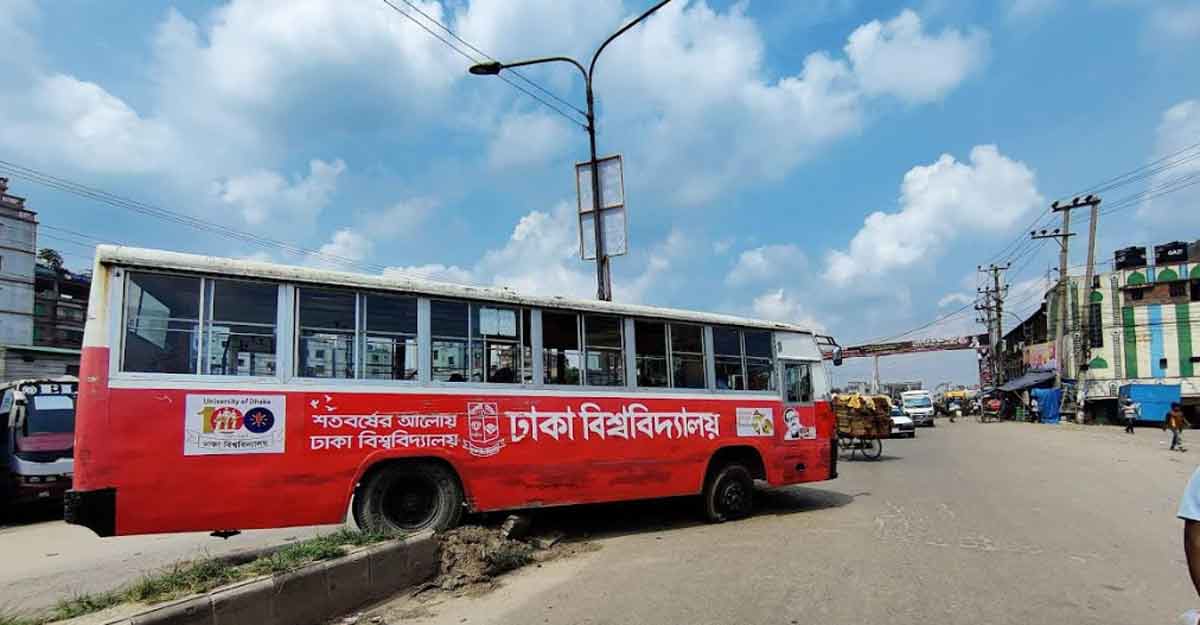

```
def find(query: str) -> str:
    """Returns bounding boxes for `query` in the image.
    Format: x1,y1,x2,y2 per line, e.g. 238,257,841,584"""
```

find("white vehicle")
889,404,916,438
900,390,935,427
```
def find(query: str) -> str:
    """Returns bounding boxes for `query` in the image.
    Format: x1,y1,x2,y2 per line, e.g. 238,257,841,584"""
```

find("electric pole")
976,264,1009,388
1031,194,1099,422
1031,220,1077,389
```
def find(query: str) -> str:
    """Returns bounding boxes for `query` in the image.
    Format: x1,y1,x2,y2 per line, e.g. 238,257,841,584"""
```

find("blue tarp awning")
999,369,1056,392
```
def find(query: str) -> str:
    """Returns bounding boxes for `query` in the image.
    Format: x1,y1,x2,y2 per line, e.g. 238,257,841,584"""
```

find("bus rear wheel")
354,462,463,534
703,463,755,523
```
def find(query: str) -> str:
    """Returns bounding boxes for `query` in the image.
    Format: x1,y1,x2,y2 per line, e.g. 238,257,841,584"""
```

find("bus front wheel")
354,462,463,534
703,463,755,523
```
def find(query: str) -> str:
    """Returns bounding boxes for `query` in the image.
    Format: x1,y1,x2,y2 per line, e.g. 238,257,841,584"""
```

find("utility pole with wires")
1031,216,1077,389
1030,194,1100,422
976,263,1010,388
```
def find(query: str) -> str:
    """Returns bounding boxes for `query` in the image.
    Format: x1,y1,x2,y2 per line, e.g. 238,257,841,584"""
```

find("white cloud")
825,145,1043,286
309,228,372,270
0,74,175,174
593,3,988,206
725,244,806,286
712,238,733,255
383,263,474,285
364,197,437,240
1138,100,1200,228
378,200,687,304
844,9,988,104
937,292,974,308
751,289,826,331
212,159,346,227
487,112,573,171
1146,4,1200,43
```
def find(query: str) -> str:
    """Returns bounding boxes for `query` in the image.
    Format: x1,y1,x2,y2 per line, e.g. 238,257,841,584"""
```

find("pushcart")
834,396,890,461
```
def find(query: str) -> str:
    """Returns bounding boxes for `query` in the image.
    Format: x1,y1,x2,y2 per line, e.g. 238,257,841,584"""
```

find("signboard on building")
1024,342,1056,370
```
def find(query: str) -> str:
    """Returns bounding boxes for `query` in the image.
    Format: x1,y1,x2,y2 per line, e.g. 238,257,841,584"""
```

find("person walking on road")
1168,402,1189,452
1122,397,1139,434
1176,468,1200,624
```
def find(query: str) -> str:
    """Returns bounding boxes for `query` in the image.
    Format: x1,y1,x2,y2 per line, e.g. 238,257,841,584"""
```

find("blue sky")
1,0,1198,387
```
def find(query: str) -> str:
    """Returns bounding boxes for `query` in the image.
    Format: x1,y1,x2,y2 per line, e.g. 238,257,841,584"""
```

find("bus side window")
123,272,202,374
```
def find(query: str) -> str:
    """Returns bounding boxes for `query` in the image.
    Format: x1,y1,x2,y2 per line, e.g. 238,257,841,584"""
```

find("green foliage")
11,529,398,623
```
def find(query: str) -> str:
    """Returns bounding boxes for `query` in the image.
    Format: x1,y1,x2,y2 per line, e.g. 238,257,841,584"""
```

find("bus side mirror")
832,347,843,367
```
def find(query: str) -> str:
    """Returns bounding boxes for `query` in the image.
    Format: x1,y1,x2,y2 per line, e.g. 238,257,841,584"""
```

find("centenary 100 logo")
185,395,286,456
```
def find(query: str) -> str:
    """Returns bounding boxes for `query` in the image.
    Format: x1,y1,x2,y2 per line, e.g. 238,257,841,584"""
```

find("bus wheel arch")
702,446,765,523
352,457,466,534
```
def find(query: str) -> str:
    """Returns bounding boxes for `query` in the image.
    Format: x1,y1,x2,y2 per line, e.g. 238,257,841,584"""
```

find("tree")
38,248,64,272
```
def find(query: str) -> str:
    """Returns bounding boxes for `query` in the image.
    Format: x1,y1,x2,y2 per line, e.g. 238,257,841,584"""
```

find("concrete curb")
93,531,439,625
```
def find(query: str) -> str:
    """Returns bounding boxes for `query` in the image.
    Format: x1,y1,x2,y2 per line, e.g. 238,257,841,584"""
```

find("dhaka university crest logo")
464,402,503,457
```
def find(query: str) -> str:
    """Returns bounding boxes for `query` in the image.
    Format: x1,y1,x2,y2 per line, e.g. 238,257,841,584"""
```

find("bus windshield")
903,397,932,409
25,394,76,435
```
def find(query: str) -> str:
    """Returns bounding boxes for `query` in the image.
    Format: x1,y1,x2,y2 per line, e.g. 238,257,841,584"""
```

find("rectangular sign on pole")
576,155,628,259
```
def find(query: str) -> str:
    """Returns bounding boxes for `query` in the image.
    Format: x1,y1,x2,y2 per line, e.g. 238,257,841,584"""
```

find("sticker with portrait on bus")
184,395,286,456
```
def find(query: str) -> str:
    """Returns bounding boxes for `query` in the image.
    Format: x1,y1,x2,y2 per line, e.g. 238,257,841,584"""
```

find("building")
1056,240,1200,419
0,344,81,379
34,263,90,349
1000,303,1050,382
0,177,37,346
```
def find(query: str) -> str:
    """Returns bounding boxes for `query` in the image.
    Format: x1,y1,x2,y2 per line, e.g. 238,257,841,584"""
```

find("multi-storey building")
1057,241,1200,418
0,177,37,346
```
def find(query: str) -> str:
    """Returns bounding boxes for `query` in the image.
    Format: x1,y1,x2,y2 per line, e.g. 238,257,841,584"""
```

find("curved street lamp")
469,0,672,302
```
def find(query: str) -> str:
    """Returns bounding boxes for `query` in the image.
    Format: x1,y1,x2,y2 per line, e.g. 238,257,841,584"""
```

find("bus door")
779,360,816,444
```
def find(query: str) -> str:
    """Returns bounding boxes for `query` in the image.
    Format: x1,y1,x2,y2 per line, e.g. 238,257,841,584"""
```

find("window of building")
584,315,624,386
670,324,706,389
542,310,581,385
1129,288,1145,302
1170,281,1187,298
123,272,202,374
744,330,775,391
1088,302,1103,349
363,293,417,380
205,279,277,376
635,320,668,387
713,327,744,390
297,288,355,379
431,299,469,382
1193,280,1200,303
472,304,522,383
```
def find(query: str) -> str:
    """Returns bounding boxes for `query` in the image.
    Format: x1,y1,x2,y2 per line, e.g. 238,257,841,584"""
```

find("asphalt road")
0,507,339,614
374,420,1200,625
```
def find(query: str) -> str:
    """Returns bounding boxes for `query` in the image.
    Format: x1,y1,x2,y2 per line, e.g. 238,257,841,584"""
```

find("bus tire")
703,463,754,523
354,462,463,534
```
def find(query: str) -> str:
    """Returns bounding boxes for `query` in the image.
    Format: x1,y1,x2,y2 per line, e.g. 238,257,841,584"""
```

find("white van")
900,390,935,427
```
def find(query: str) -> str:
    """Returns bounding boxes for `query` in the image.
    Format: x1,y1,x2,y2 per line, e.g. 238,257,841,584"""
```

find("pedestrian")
1122,397,1139,434
1168,402,1189,452
1177,467,1200,624
1030,396,1040,423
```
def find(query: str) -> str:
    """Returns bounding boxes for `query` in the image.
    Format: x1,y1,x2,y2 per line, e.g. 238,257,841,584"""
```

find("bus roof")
94,245,818,335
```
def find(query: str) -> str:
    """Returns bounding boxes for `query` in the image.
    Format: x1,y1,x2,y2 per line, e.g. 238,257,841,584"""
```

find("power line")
377,0,587,129
0,159,478,286
388,0,587,119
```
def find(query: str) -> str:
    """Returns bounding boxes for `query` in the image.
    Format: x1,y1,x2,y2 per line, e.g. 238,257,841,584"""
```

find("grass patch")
15,528,399,624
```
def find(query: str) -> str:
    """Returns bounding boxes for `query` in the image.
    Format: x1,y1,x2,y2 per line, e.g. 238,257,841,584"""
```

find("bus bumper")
64,488,116,537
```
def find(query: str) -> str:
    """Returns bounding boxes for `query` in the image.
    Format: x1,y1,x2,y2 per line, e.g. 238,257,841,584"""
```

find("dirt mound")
432,525,597,593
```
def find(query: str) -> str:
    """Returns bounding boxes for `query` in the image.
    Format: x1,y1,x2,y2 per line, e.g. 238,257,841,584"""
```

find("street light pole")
469,0,671,302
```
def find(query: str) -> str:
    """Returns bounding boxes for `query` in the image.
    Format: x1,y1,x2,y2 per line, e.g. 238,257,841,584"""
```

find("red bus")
66,246,837,537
